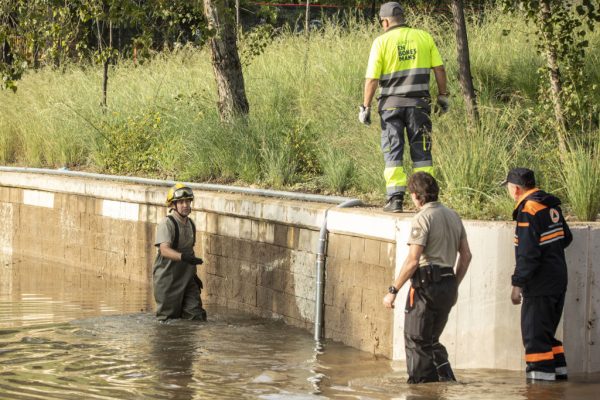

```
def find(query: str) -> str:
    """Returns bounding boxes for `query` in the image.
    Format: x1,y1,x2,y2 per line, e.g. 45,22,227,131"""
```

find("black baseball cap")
379,2,404,18
501,168,536,188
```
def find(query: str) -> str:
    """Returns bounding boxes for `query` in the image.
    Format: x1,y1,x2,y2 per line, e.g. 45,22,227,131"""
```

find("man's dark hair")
408,172,439,204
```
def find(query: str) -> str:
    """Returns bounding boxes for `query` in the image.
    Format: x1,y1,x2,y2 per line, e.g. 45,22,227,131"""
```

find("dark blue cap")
501,168,536,187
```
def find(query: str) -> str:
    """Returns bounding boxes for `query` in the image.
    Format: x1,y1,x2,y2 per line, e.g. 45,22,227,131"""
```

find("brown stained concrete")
0,174,395,358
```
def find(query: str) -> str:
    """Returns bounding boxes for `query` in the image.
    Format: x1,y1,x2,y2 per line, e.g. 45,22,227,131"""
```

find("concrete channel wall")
0,170,598,373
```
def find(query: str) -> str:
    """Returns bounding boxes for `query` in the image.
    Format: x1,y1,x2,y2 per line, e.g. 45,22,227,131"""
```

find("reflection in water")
0,258,151,328
149,320,198,400
1,257,599,399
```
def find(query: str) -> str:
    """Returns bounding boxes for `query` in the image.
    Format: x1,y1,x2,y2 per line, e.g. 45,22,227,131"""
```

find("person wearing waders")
383,172,471,383
502,168,572,381
359,2,449,213
153,183,207,321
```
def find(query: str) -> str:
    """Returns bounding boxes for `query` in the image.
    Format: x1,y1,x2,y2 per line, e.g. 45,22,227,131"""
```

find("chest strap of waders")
167,215,202,290
167,214,196,250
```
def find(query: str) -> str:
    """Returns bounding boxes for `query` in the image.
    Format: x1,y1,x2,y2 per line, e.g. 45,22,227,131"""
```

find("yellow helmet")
166,183,194,206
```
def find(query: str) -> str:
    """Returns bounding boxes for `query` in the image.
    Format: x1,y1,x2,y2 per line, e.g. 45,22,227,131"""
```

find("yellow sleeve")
365,38,383,79
429,34,443,67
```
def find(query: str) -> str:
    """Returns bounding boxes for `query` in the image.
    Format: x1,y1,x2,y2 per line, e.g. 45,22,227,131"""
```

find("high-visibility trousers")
380,106,434,199
521,293,567,375
404,276,458,383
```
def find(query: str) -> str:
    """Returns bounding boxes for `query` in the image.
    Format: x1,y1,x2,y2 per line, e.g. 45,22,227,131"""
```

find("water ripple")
1,258,599,399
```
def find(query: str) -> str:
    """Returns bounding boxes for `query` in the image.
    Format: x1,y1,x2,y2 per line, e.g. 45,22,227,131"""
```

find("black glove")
181,252,204,265
436,94,450,114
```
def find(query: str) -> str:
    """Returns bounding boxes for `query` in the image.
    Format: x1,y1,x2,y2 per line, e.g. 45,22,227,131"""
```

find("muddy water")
1,258,599,399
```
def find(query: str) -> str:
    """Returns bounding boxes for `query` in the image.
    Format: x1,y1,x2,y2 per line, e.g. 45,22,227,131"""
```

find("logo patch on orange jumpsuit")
550,208,560,223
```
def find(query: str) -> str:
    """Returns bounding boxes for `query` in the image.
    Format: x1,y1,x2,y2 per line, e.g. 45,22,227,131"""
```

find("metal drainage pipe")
314,198,363,344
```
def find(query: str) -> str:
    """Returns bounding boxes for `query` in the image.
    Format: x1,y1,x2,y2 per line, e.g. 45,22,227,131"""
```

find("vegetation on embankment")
1,7,599,220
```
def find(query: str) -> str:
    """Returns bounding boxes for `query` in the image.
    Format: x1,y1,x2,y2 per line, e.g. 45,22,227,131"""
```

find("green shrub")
95,111,166,176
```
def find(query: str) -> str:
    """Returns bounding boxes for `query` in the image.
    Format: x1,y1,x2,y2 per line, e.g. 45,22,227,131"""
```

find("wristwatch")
388,286,399,295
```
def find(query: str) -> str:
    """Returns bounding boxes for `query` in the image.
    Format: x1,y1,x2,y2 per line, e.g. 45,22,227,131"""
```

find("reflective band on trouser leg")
384,165,407,197
413,161,434,177
525,351,554,363
525,351,556,380
555,366,568,376
526,370,556,381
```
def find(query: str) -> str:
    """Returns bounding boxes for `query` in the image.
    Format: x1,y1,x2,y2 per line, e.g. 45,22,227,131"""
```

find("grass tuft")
560,134,600,221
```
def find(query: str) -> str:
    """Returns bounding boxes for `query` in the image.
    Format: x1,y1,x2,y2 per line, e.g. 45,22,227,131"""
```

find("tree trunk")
203,0,249,122
305,0,310,35
539,1,567,152
33,38,40,69
102,58,109,109
371,0,377,20
102,21,113,110
451,0,479,126
235,0,240,32
2,40,13,65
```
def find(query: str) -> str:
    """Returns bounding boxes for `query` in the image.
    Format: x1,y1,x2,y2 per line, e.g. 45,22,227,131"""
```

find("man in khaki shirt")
383,172,472,383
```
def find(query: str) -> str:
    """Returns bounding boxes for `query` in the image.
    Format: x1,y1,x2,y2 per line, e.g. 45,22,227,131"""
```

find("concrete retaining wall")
0,170,598,373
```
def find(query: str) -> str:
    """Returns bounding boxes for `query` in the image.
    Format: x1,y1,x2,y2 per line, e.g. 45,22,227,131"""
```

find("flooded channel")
1,257,599,399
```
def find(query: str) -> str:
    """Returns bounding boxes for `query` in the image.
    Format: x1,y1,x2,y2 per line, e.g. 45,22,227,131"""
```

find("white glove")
358,105,371,125
437,95,450,113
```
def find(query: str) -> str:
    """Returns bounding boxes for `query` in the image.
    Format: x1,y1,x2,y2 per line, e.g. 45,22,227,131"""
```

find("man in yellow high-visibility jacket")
359,2,448,213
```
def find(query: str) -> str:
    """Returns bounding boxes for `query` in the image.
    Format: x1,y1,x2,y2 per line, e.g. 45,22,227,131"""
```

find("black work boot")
383,194,404,213
437,363,457,382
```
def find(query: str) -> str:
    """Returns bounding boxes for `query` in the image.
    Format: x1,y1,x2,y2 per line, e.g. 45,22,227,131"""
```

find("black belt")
419,265,454,274
438,266,455,277
412,265,454,288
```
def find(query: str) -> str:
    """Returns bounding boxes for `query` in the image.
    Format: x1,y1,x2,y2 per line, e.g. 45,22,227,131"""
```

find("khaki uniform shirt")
407,201,466,268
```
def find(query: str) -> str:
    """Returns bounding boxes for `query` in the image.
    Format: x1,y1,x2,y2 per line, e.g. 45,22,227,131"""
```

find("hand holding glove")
181,252,204,265
436,94,450,114
358,105,371,125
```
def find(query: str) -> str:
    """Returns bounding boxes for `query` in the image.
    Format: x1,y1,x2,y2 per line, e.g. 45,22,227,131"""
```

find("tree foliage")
501,0,600,135
0,0,206,92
